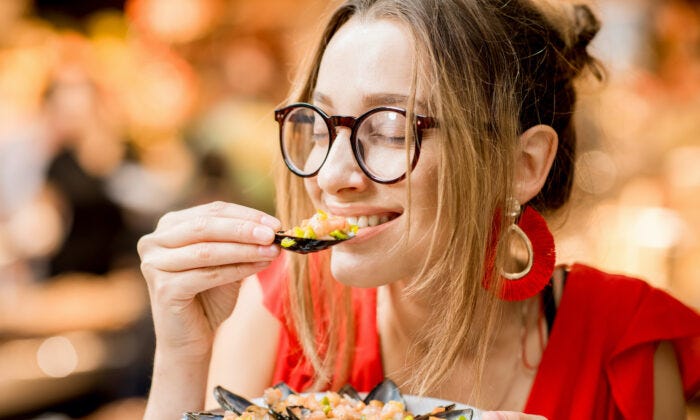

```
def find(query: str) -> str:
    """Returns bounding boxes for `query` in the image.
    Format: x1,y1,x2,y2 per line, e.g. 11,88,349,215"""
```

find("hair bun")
572,4,600,50
568,3,603,79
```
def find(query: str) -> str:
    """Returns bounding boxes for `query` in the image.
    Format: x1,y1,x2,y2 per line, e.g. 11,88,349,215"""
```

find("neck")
377,280,429,342
377,280,541,407
378,280,528,347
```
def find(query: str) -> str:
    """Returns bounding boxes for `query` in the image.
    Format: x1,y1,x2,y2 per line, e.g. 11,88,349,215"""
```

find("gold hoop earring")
502,223,534,279
489,198,556,301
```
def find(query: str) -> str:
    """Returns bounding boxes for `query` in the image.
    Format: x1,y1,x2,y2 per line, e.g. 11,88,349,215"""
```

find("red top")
258,258,700,419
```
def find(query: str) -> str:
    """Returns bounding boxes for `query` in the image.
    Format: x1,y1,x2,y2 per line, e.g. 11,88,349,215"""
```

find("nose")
316,128,368,194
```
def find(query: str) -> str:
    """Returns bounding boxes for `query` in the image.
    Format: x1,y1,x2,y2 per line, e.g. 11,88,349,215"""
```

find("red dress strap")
257,254,384,392
525,263,700,419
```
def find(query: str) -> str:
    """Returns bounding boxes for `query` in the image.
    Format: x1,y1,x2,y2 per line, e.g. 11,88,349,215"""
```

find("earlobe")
514,124,558,204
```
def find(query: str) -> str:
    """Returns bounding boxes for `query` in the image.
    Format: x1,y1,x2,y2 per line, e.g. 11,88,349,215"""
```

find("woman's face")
305,17,440,287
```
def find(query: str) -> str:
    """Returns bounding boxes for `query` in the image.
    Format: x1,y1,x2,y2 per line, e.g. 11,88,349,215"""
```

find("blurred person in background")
137,0,700,419
0,14,154,419
41,64,135,277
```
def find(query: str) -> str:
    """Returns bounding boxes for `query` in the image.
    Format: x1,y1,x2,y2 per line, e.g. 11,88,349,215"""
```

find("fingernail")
261,215,281,229
259,245,280,257
253,226,274,242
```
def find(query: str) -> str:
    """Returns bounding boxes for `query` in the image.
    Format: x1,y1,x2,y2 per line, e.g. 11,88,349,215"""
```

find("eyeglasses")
274,103,437,184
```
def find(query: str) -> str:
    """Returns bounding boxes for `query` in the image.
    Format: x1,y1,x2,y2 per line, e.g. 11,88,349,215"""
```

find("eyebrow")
312,91,428,113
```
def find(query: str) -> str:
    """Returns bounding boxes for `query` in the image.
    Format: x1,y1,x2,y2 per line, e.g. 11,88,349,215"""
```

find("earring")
494,199,556,301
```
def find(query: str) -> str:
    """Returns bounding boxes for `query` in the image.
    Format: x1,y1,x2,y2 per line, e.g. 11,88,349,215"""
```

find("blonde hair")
274,0,602,396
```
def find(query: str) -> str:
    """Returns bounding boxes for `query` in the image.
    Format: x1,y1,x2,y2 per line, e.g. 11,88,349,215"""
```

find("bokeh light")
127,0,222,44
37,336,78,378
575,150,618,195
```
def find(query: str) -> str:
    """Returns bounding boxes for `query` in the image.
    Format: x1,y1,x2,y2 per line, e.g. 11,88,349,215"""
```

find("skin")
138,16,686,420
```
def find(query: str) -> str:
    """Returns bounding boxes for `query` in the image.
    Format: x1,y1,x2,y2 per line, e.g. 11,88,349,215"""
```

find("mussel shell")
213,384,296,420
285,405,311,420
413,404,457,420
363,378,405,405
338,384,363,401
271,381,297,399
213,385,255,415
183,412,224,420
426,408,474,420
274,233,346,254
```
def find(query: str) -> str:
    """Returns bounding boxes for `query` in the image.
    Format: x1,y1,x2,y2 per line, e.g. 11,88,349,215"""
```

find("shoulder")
561,263,700,339
560,263,700,399
563,263,672,315
564,263,699,318
566,263,651,294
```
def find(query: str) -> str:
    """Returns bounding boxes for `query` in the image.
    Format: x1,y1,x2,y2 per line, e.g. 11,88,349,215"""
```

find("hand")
138,201,281,358
481,412,547,420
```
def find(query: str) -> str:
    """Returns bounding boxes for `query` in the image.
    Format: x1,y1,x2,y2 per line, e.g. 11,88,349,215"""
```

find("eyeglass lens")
281,106,415,182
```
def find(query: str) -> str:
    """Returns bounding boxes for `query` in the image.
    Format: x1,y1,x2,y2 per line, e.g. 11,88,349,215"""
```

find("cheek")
410,150,440,213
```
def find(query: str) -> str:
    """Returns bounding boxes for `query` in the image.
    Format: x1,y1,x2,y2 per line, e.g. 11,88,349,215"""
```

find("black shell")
274,233,348,254
428,408,474,420
338,383,363,401
183,412,224,420
363,378,405,405
213,385,254,415
214,384,293,420
271,381,297,399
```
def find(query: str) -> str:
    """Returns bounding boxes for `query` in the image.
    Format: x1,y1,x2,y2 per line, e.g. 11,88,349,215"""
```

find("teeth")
346,214,395,229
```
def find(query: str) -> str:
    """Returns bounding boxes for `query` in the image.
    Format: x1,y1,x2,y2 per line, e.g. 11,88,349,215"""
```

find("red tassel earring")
495,199,556,301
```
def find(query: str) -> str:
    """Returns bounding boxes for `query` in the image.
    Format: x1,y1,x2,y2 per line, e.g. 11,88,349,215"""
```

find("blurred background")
0,0,697,418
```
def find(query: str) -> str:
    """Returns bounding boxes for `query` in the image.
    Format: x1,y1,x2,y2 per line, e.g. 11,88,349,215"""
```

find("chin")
329,249,393,288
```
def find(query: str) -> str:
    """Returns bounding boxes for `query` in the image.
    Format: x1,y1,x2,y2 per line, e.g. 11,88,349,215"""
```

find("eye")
367,133,406,147
362,112,406,148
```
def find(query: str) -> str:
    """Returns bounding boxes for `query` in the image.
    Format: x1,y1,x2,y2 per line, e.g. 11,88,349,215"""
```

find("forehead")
315,17,423,112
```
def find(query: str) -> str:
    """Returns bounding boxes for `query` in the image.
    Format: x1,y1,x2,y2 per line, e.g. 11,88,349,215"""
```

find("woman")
138,0,700,419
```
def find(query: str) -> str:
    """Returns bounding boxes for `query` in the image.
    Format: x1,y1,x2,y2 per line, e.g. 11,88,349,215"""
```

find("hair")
274,0,602,397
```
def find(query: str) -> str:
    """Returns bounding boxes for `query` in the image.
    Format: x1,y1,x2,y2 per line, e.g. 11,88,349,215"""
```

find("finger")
481,412,547,420
157,201,280,231
161,261,272,298
144,242,280,272
153,216,277,248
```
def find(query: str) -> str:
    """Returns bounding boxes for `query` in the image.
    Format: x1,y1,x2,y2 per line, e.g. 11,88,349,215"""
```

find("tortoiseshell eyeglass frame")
274,102,437,184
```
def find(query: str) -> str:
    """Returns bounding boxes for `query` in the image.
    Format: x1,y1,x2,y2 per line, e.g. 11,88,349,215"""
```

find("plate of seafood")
183,379,482,420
